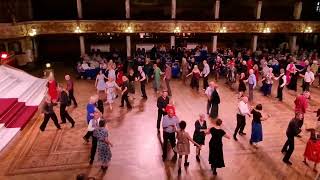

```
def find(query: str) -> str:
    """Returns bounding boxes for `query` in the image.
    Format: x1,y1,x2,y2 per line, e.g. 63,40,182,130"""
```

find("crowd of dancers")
41,45,320,177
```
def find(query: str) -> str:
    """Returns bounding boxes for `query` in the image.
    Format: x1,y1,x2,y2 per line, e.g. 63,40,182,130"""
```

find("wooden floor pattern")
0,69,320,180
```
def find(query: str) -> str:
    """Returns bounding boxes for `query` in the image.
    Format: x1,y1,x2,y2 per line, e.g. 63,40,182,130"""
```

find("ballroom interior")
0,0,320,180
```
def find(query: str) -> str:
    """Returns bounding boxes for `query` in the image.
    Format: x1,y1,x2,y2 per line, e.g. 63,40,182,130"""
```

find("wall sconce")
125,26,133,33
304,26,313,33
74,26,82,33
28,28,37,36
173,27,181,33
219,27,227,33
262,27,271,33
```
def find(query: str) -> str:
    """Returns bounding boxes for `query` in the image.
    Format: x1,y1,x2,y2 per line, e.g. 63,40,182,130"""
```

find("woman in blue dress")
250,104,270,148
93,120,113,172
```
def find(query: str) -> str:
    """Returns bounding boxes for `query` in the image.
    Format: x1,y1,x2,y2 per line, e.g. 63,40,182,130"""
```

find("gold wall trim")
0,20,319,39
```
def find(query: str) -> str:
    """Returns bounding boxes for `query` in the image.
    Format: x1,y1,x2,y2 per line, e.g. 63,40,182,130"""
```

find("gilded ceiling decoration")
0,20,319,39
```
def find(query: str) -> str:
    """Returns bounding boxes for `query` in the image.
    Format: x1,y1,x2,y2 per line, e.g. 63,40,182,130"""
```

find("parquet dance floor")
0,68,319,180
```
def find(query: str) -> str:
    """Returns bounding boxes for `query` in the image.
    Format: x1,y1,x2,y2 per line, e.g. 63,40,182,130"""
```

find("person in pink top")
165,99,176,116
47,72,58,103
294,91,310,129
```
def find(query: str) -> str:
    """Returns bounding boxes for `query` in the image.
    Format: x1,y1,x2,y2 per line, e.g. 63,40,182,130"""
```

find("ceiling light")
304,26,312,33
125,26,133,33
74,26,82,33
173,27,181,33
28,28,37,36
219,27,227,33
45,63,51,68
262,27,271,33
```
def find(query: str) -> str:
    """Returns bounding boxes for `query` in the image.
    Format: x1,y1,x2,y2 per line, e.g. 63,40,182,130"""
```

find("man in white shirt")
82,110,102,164
233,96,251,141
301,66,315,92
205,81,215,115
275,68,287,101
202,60,210,90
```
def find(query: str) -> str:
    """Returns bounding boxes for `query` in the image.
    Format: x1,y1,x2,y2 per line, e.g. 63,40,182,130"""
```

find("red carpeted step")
0,98,17,118
0,102,25,123
6,106,38,129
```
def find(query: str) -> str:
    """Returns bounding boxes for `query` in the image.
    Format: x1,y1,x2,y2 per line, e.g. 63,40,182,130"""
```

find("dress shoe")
283,159,292,165
71,123,75,128
119,105,124,107
239,132,246,136
59,122,66,124
184,162,189,167
89,159,93,165
196,155,200,162
178,168,181,175
233,135,238,141
83,137,89,143
296,135,302,138
171,154,177,161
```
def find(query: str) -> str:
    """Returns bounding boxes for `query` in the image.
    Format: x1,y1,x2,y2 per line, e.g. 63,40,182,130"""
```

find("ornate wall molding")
0,20,319,39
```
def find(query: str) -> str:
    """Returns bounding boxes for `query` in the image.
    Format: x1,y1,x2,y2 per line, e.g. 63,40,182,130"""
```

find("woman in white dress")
105,77,121,110
95,70,107,93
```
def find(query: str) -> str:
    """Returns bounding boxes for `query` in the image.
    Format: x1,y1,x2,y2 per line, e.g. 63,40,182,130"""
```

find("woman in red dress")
165,99,176,116
303,129,320,171
47,72,58,102
187,65,201,91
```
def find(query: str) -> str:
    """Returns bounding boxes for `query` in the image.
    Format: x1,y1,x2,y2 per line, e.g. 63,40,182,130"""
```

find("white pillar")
171,0,176,19
126,36,131,57
76,0,83,19
294,1,302,20
252,35,258,52
256,1,262,19
170,36,175,48
79,36,85,56
290,36,297,53
212,35,217,52
214,0,220,19
125,0,130,19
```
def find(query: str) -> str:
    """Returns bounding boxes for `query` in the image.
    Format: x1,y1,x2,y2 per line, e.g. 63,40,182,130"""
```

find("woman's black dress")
210,89,220,119
128,73,136,94
287,72,298,91
193,120,207,145
209,127,226,168
238,77,247,92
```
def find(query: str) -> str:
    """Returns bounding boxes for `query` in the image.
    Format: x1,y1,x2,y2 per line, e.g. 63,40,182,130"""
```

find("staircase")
0,65,47,152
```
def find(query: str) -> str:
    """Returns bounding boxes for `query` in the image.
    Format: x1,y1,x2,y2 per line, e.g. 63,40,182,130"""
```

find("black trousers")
203,76,209,89
234,114,246,136
60,104,75,124
40,113,61,131
207,100,211,115
210,104,219,119
90,135,98,162
140,81,147,98
162,131,176,159
83,130,93,140
157,109,167,130
282,135,295,161
302,81,310,92
277,86,284,101
68,89,77,106
165,79,172,96
121,93,131,108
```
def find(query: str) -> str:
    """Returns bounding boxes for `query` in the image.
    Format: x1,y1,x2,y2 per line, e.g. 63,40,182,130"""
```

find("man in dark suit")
58,85,75,128
281,112,303,165
157,91,169,133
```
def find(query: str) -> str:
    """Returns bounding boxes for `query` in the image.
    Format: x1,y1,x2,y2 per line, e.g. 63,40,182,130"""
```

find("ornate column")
126,36,131,58
252,35,258,52
125,0,130,19
170,35,175,48
76,0,83,19
171,0,176,19
212,35,217,52
27,0,33,20
214,0,220,19
289,36,297,54
293,0,302,20
79,36,85,56
256,1,262,19
290,0,302,53
76,0,85,55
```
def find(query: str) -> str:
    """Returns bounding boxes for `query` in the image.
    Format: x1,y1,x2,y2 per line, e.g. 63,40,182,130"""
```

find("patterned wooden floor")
0,68,319,180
